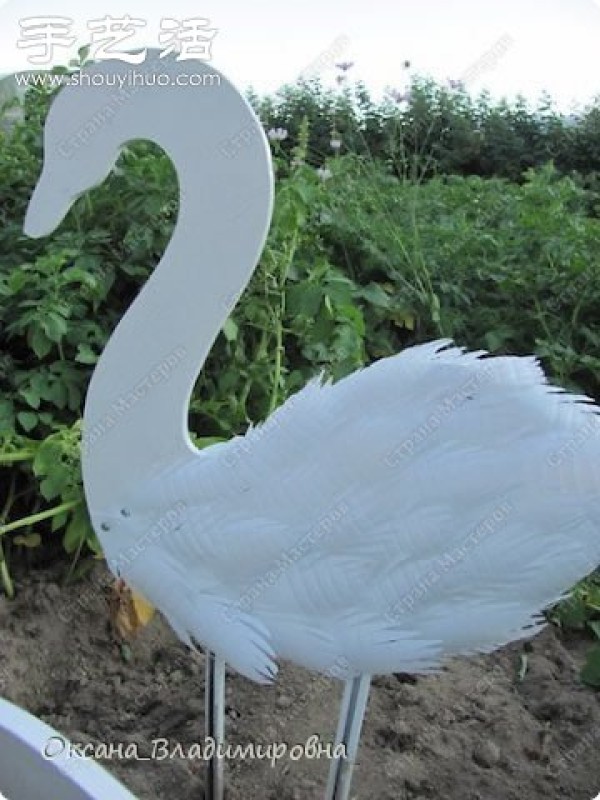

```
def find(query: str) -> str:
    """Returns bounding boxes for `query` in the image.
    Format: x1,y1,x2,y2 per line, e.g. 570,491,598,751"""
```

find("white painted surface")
0,697,136,799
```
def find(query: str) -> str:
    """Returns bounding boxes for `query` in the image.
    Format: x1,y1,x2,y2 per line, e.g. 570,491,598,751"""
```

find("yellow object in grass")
109,578,155,640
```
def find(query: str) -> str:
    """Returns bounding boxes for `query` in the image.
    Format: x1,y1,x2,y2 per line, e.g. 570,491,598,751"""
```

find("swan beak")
23,175,71,238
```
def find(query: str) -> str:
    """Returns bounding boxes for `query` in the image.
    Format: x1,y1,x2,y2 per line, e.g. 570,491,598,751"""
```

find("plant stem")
0,554,13,598
0,450,35,464
0,499,80,538
534,298,554,340
268,229,299,415
269,314,285,415
65,535,85,585
0,476,16,598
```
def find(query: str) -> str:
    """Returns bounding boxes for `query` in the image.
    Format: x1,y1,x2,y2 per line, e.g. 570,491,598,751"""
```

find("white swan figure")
24,53,600,800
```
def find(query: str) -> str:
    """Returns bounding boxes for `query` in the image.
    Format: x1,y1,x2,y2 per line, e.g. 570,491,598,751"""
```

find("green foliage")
253,74,600,195
320,158,600,395
551,575,600,688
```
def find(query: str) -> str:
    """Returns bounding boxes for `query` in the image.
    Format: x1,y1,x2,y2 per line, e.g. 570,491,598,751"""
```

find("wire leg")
325,673,372,800
204,651,225,800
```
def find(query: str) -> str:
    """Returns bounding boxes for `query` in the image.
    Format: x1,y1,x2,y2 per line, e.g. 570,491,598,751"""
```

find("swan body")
98,339,600,683
23,51,600,797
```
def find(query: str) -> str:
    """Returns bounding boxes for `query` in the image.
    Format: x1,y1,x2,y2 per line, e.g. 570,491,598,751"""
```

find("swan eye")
100,522,110,531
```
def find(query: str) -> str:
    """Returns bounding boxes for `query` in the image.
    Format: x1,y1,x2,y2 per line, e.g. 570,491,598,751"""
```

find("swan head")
21,56,157,238
23,94,123,238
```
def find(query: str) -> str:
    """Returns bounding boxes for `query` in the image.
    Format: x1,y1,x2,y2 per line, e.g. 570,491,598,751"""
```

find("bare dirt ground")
1,560,599,800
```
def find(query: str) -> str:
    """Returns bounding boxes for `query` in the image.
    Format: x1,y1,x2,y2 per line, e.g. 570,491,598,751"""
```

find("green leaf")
581,645,600,688
555,594,589,629
51,511,69,532
589,620,600,640
324,275,355,305
38,461,71,500
33,440,61,477
18,384,41,410
357,283,391,308
63,506,91,553
42,311,68,342
45,380,67,409
193,435,227,449
484,326,515,352
585,583,600,612
287,283,322,316
7,270,29,293
222,317,238,342
75,343,98,364
17,411,38,432
29,326,52,358
63,265,98,287
13,533,42,548
86,533,103,556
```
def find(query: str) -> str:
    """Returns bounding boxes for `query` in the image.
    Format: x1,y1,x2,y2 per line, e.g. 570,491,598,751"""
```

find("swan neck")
82,93,273,509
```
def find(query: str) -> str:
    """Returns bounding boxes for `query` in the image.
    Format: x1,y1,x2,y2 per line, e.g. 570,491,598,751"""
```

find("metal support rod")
204,651,226,800
325,673,372,800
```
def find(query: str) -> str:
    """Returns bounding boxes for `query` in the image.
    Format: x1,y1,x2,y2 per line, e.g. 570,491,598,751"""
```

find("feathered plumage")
107,340,600,683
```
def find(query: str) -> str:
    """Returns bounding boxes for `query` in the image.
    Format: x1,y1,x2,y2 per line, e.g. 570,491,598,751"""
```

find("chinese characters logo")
16,15,218,66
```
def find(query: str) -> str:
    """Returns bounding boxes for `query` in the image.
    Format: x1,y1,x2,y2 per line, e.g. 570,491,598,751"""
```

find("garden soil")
1,561,599,800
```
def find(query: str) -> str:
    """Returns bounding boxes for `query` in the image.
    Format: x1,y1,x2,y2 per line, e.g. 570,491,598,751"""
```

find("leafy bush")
254,74,600,190
320,157,600,395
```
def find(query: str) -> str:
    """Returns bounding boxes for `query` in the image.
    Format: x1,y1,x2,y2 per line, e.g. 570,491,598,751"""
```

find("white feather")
103,341,600,683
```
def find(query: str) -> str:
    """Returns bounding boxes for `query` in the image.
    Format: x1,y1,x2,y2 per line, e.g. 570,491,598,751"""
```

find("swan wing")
116,341,600,679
